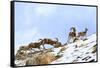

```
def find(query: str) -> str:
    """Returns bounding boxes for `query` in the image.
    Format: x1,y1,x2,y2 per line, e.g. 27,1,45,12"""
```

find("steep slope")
15,34,97,66
51,34,97,64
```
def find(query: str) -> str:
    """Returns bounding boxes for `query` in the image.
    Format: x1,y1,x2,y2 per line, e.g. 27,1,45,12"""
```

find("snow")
51,33,97,64
15,33,97,66
15,60,26,66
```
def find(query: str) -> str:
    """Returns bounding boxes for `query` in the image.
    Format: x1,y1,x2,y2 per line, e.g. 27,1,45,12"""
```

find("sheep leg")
73,37,76,43
67,36,70,44
38,48,42,51
28,48,35,53
42,41,46,50
42,44,46,50
83,36,87,41
68,36,73,43
32,49,36,52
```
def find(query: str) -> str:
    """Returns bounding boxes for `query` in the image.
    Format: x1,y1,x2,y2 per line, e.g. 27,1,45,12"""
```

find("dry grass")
26,52,56,65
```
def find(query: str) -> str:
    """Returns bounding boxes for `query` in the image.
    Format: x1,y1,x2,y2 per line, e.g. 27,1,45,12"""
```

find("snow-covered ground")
51,33,97,64
15,33,97,66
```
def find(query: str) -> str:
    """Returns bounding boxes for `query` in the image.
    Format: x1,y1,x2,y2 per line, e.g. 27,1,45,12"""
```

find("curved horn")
38,39,42,41
70,27,73,30
85,28,88,31
55,38,58,42
70,27,76,32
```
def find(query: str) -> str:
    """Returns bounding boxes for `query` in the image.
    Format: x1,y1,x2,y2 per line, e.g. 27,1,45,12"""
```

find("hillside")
15,34,97,66
51,34,97,64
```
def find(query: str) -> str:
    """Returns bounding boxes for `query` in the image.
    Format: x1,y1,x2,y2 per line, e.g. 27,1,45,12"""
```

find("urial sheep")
28,41,43,51
39,38,62,48
67,27,77,43
78,28,88,40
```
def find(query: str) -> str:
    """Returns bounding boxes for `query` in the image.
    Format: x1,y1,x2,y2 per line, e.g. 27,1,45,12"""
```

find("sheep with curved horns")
39,38,62,48
67,27,77,43
77,28,88,40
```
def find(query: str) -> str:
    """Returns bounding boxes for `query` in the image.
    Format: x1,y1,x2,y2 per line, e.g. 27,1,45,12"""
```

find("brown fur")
39,38,58,45
69,27,76,37
19,42,42,51
78,28,88,37
69,32,76,37
68,27,76,43
73,37,79,42
19,46,29,51
39,38,62,48
54,42,62,48
28,42,42,50
60,47,67,52
18,38,62,52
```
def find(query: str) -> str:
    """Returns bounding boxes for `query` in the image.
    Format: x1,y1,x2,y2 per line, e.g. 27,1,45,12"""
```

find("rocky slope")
15,34,97,66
